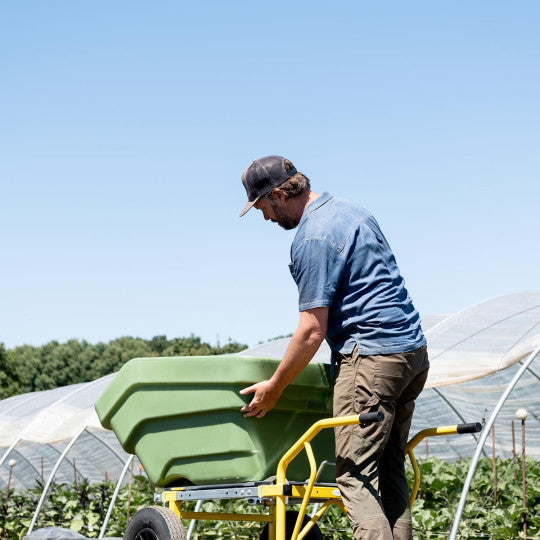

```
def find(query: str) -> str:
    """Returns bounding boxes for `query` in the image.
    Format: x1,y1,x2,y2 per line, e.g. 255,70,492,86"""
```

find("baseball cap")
239,155,297,216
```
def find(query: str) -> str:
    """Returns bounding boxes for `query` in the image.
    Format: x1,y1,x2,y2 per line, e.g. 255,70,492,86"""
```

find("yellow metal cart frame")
152,413,482,540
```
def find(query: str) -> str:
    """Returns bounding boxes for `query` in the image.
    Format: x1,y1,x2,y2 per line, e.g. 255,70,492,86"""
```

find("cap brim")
239,195,261,217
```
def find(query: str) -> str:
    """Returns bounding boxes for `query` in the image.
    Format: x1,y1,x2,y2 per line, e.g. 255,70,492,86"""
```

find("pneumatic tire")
124,505,187,540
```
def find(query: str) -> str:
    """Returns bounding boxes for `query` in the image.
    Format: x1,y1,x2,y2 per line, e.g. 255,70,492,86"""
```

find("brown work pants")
333,344,429,540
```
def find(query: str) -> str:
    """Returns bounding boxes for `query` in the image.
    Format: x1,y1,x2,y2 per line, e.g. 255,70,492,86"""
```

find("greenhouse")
0,291,538,538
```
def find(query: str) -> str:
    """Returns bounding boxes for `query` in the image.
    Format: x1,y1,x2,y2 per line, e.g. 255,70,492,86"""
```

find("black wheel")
260,510,325,539
124,506,187,540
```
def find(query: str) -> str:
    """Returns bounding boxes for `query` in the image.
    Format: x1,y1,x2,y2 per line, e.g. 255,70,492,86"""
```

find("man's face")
254,197,299,230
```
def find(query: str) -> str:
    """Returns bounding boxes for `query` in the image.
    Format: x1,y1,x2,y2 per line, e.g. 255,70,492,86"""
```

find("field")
1,457,538,539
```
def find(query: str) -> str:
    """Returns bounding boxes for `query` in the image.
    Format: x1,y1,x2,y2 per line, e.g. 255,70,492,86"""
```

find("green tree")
0,343,22,399
1,335,247,399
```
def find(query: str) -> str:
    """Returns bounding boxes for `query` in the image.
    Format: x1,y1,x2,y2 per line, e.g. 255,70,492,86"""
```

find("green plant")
0,458,538,539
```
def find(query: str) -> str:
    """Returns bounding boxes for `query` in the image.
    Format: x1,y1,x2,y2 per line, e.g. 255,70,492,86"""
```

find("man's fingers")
240,397,258,413
244,410,265,418
239,385,256,395
239,380,274,418
241,396,264,417
240,402,255,412
243,406,264,418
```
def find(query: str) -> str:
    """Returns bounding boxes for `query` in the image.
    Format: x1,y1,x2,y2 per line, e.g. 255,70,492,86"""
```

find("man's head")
240,155,311,230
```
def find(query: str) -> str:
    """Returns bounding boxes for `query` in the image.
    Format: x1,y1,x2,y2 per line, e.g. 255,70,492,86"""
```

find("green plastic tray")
95,355,335,487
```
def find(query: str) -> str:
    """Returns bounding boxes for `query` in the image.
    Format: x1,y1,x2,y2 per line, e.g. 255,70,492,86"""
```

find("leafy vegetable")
1,457,538,539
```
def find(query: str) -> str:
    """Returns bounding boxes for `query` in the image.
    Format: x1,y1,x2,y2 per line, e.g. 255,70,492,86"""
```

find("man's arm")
240,306,329,418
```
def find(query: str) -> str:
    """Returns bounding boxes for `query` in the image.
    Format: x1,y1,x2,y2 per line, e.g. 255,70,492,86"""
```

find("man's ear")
271,188,287,203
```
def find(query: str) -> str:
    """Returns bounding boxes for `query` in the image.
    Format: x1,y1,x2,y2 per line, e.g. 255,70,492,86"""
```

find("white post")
27,427,87,534
187,499,204,540
448,346,540,540
98,454,134,539
0,439,21,469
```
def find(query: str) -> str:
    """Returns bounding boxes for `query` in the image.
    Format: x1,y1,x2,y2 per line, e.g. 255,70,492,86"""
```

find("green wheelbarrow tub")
95,355,335,487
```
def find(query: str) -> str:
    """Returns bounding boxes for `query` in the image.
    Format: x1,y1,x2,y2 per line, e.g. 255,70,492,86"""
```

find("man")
239,155,429,540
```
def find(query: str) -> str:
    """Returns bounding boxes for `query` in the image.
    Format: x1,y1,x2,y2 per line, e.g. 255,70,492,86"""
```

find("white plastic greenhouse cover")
1,291,538,493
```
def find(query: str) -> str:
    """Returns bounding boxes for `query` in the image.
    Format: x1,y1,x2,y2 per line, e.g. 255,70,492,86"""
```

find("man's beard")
270,203,300,230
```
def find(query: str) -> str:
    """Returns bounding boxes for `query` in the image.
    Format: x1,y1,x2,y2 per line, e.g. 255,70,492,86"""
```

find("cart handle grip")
359,411,384,427
456,422,482,434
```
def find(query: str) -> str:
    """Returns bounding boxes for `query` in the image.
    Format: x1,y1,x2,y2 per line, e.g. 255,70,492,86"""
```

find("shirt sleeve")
289,238,347,311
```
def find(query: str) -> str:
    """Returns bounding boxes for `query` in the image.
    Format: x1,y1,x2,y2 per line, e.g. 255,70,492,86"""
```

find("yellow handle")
406,422,482,508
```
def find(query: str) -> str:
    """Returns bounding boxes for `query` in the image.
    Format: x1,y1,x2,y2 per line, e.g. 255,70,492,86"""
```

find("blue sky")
1,1,538,349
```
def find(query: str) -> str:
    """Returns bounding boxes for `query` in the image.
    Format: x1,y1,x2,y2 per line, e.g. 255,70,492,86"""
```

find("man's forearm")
269,324,324,392
240,307,328,418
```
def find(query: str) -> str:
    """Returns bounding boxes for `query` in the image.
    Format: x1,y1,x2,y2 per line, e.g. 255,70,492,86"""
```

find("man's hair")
266,159,310,200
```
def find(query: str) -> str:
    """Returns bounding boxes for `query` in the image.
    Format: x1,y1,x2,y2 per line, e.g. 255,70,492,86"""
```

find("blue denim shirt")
289,193,426,356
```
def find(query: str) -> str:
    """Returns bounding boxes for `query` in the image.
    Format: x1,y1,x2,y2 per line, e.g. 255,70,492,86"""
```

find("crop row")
1,457,538,539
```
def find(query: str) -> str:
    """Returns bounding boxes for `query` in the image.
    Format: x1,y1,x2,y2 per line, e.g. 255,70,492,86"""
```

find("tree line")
0,335,247,400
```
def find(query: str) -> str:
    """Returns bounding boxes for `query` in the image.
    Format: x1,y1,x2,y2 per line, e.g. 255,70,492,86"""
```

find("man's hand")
239,307,328,419
240,380,282,418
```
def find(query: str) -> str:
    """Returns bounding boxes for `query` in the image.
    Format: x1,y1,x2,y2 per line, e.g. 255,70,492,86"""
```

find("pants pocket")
356,391,381,430
373,357,409,401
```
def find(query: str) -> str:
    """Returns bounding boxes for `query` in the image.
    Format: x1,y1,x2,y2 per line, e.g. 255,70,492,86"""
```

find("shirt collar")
295,192,333,231
300,192,333,222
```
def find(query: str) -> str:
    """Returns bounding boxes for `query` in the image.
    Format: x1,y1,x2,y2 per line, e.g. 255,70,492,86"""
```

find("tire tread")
124,505,187,540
